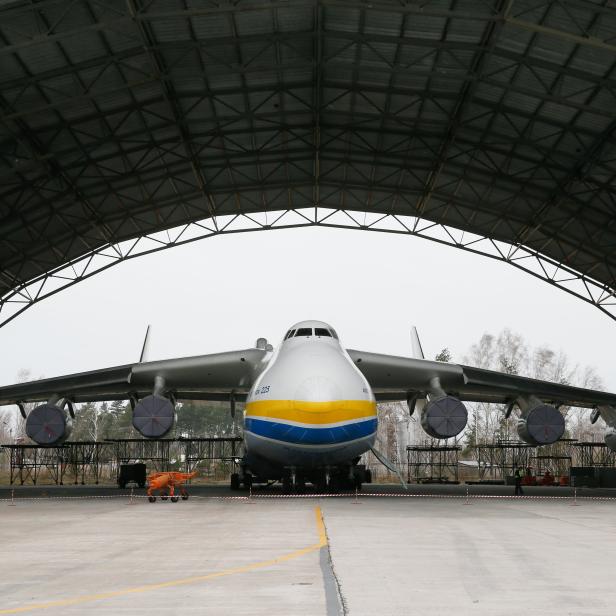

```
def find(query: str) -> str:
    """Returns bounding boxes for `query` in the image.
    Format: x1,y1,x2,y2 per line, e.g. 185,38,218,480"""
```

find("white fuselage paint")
243,320,378,468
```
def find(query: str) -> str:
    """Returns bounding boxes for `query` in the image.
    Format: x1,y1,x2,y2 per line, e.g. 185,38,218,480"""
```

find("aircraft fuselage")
243,320,377,470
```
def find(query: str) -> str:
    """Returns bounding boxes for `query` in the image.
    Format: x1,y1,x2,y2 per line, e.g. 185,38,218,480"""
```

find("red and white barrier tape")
2,491,616,502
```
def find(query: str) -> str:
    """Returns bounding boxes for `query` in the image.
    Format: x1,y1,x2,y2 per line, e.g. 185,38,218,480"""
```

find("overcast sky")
1,226,615,391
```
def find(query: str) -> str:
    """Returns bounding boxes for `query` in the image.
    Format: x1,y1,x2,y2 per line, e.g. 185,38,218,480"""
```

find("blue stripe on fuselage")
244,417,377,445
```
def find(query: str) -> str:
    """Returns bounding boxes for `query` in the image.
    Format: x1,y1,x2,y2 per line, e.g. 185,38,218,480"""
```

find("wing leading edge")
0,348,268,406
347,349,616,408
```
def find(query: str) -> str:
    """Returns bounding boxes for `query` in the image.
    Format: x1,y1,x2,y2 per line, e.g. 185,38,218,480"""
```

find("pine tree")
435,348,452,362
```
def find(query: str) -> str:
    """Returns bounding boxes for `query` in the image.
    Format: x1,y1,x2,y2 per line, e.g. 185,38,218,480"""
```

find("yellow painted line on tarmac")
314,503,327,546
0,506,328,614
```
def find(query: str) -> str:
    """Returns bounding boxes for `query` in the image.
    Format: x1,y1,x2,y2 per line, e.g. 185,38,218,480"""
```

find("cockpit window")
329,329,339,340
284,329,296,340
295,328,312,337
315,328,332,337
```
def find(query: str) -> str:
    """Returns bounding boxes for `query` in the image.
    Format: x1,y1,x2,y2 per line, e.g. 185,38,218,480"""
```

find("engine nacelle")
26,404,73,445
420,396,468,439
516,401,564,446
605,429,616,452
132,394,175,438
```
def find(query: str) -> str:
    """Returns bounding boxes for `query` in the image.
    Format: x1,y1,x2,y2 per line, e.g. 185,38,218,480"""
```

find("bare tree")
71,402,105,441
463,329,605,444
5,369,45,442
0,408,14,444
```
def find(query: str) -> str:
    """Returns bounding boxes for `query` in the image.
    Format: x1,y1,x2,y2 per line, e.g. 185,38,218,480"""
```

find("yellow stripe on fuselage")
245,399,376,425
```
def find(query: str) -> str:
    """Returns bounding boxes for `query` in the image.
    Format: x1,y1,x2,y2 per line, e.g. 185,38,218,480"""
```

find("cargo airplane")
2,319,616,493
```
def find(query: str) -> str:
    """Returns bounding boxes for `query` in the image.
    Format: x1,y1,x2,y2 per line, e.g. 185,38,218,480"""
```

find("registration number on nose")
255,385,270,395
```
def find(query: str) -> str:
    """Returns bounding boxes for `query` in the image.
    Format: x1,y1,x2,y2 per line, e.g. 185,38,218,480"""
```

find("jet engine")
26,403,73,445
516,396,564,446
132,394,175,438
420,396,468,439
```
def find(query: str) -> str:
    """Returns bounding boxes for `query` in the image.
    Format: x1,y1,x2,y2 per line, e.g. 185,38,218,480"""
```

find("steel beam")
1,208,615,329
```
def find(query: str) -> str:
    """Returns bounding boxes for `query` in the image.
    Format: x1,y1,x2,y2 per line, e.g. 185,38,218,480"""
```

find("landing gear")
238,461,370,494
327,474,340,494
148,496,156,503
282,468,298,494
351,466,365,491
231,471,254,491
170,496,179,503
314,469,327,494
312,465,365,493
281,468,308,494
282,473,292,495
315,468,339,494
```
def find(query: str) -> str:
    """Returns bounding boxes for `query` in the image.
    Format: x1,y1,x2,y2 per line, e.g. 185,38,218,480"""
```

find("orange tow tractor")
147,471,197,503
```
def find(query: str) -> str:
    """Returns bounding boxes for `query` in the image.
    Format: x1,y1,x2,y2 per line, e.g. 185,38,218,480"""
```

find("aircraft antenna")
410,326,425,359
139,324,152,363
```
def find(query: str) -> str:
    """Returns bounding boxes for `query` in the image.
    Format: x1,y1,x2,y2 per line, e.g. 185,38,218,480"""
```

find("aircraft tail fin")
139,325,152,363
370,447,408,491
411,326,425,359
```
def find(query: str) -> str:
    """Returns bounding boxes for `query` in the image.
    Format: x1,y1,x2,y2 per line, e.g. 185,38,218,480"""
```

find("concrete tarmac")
1,486,615,615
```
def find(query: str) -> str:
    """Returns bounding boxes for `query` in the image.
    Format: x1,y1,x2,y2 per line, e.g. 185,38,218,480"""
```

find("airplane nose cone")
295,375,342,401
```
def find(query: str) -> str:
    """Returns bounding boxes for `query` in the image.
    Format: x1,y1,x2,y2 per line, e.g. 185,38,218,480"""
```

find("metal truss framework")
2,0,616,326
2,441,116,485
406,442,460,482
473,439,533,481
2,208,616,327
2,436,243,485
109,436,242,474
471,437,609,481
573,440,616,467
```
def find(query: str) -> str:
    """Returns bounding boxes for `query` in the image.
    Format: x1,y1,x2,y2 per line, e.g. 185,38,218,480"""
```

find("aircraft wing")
346,349,616,408
0,349,268,406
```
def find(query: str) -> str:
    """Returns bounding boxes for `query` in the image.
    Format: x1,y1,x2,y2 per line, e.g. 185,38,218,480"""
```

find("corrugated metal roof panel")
1,0,616,317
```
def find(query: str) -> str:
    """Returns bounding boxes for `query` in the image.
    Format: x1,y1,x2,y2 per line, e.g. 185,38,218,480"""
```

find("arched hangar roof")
1,0,616,326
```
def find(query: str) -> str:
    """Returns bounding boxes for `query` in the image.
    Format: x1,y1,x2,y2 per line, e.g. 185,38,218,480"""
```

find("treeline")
67,399,239,442
371,328,607,461
462,328,604,449
2,328,608,449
